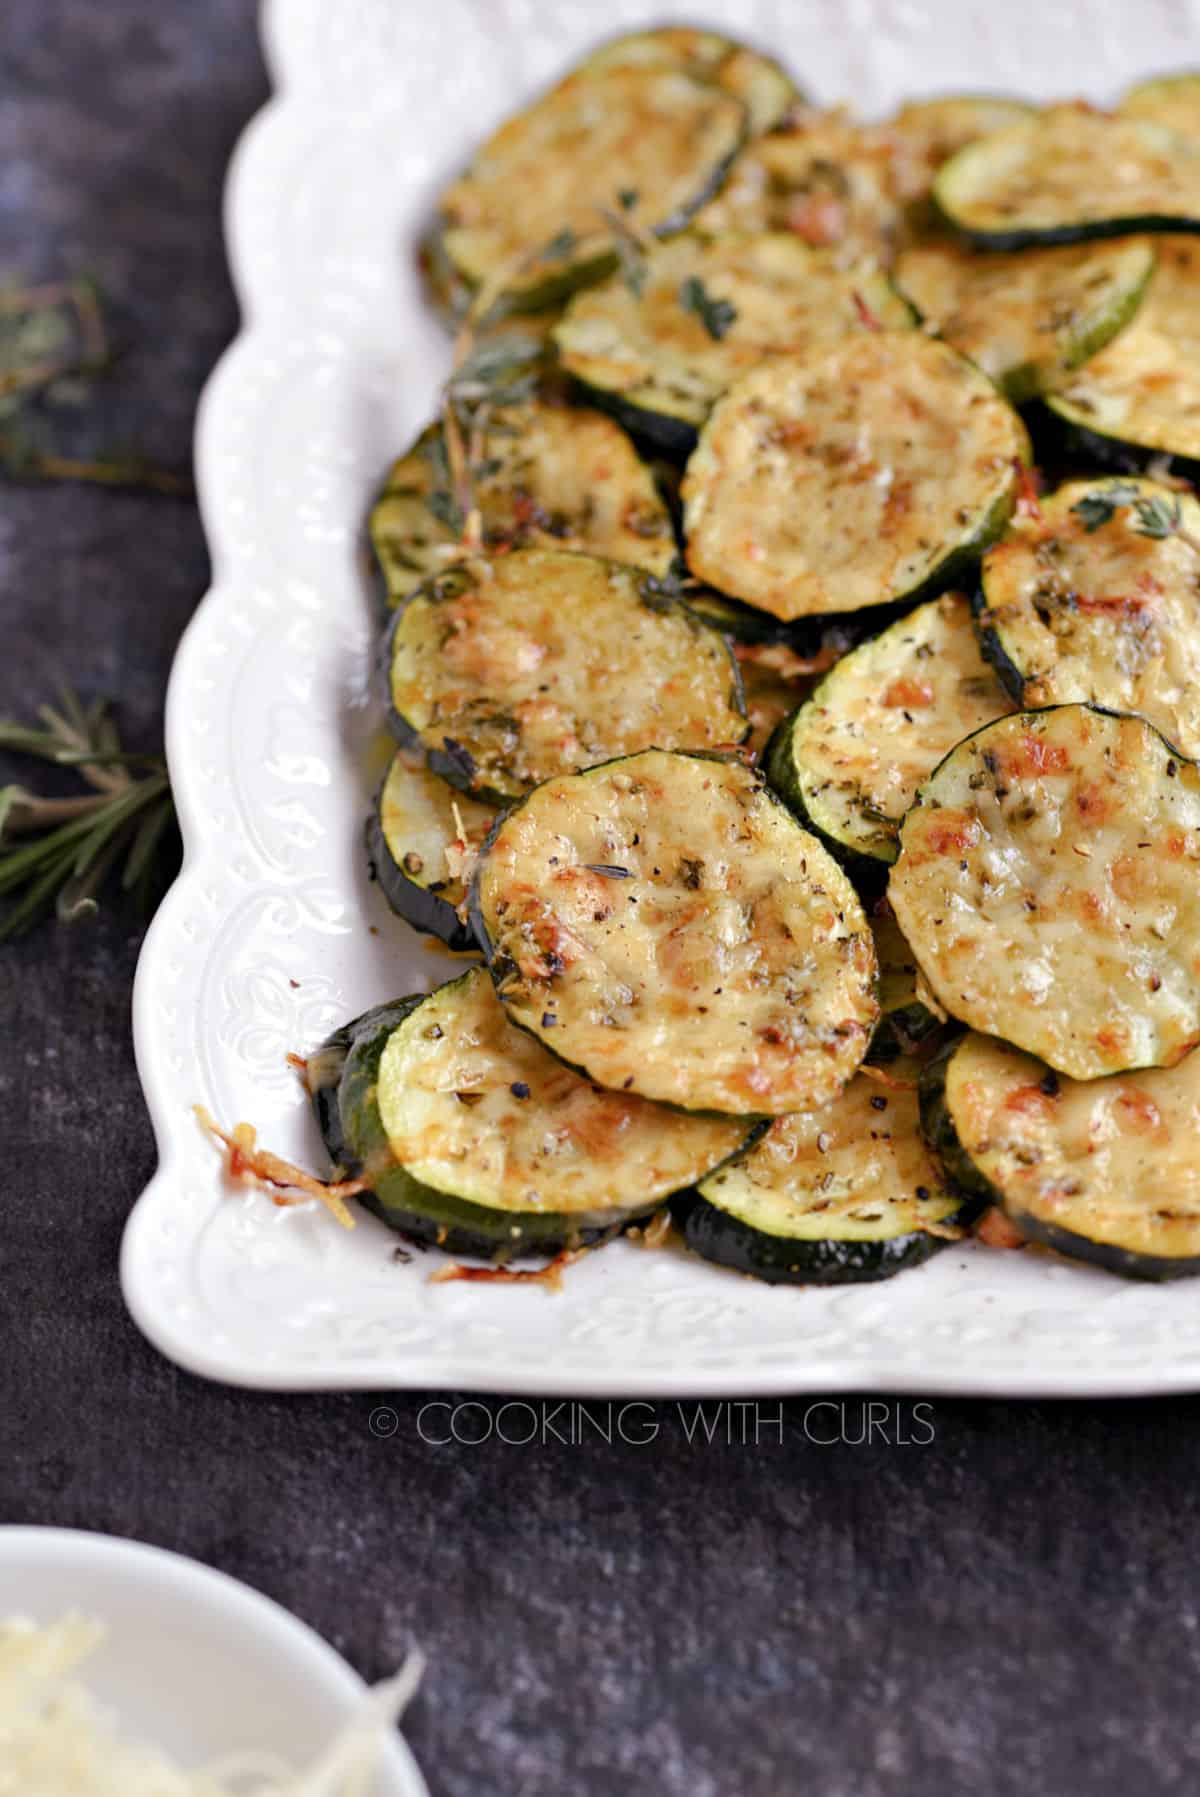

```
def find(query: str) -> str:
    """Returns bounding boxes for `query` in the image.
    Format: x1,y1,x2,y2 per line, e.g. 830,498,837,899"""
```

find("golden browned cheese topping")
693,106,901,266
883,94,1034,205
944,1031,1200,1262
682,332,1025,620
894,237,1154,399
371,402,676,597
1121,76,1200,143
389,550,745,801
582,27,798,136
554,233,913,428
439,64,746,294
785,592,1012,861
1051,238,1200,458
699,1060,959,1238
937,104,1200,233
890,706,1200,1079
980,478,1200,755
476,750,878,1114
377,968,750,1211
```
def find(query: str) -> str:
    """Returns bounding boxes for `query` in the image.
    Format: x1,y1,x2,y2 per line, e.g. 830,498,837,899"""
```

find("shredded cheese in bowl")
0,1615,422,1796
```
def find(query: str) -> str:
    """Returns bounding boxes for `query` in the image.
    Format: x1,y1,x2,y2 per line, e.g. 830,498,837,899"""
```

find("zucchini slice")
766,592,1012,867
869,903,945,1063
922,1030,1200,1280
310,969,756,1258
1044,238,1200,471
933,105,1200,247
386,549,746,806
581,27,800,138
470,749,878,1117
553,233,913,452
894,238,1155,404
674,1060,971,1284
884,95,1036,207
682,333,1028,621
976,477,1200,758
1121,73,1200,143
436,62,746,314
693,106,901,266
367,756,495,950
370,399,676,605
889,704,1200,1080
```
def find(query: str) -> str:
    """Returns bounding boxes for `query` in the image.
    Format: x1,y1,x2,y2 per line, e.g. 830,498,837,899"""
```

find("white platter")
122,0,1200,1396
0,1528,425,1793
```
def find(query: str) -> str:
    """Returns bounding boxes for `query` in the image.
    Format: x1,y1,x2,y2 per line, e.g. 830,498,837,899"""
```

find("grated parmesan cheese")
0,1615,423,1797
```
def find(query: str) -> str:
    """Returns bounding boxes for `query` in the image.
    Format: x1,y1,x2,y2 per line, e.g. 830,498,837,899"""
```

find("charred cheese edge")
386,549,746,805
314,970,757,1258
767,593,1012,866
368,756,496,949
894,238,1155,403
933,105,1200,247
977,478,1200,758
580,27,800,137
926,1030,1200,1280
889,705,1200,1080
370,401,676,605
1045,238,1200,466
681,333,1028,621
437,63,747,310
470,749,878,1116
554,233,913,439
676,1060,969,1283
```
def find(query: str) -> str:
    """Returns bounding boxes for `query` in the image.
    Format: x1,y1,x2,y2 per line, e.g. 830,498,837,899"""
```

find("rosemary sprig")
0,688,175,939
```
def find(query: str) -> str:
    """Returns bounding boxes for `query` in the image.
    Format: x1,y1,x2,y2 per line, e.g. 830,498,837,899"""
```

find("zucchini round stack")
311,968,758,1258
320,29,1200,1286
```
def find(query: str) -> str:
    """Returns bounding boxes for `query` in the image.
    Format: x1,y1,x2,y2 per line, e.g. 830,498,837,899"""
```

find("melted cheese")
378,757,495,903
890,705,1200,1079
693,106,901,266
581,27,798,136
476,750,877,1115
936,106,1200,237
895,238,1154,400
371,400,675,601
439,64,745,297
554,233,912,429
1048,238,1200,459
776,592,1012,861
699,1063,958,1239
883,95,1035,205
1121,75,1200,144
389,549,745,801
980,478,1200,756
683,333,1025,619
376,967,750,1209
944,1031,1200,1264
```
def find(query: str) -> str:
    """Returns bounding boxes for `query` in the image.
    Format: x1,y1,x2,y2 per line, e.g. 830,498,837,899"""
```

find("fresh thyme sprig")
678,274,738,341
0,687,175,939
1070,481,1200,553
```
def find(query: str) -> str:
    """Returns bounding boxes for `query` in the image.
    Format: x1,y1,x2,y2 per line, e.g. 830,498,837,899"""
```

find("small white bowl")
0,1527,427,1795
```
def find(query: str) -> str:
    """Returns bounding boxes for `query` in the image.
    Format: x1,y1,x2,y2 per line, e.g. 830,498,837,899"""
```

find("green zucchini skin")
364,808,476,954
564,378,701,460
763,713,888,888
917,1035,996,1204
1033,406,1200,488
969,587,1028,708
918,1035,1200,1281
935,212,1200,255
670,1186,957,1284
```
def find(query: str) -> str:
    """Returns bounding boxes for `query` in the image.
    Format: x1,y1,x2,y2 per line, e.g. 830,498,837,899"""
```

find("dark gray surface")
3,7,1200,1794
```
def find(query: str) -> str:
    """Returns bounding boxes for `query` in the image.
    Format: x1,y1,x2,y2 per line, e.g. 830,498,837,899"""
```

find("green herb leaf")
1133,493,1183,540
678,276,738,341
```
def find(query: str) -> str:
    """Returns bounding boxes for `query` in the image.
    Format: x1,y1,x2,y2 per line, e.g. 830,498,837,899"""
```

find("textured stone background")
3,6,1200,1793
